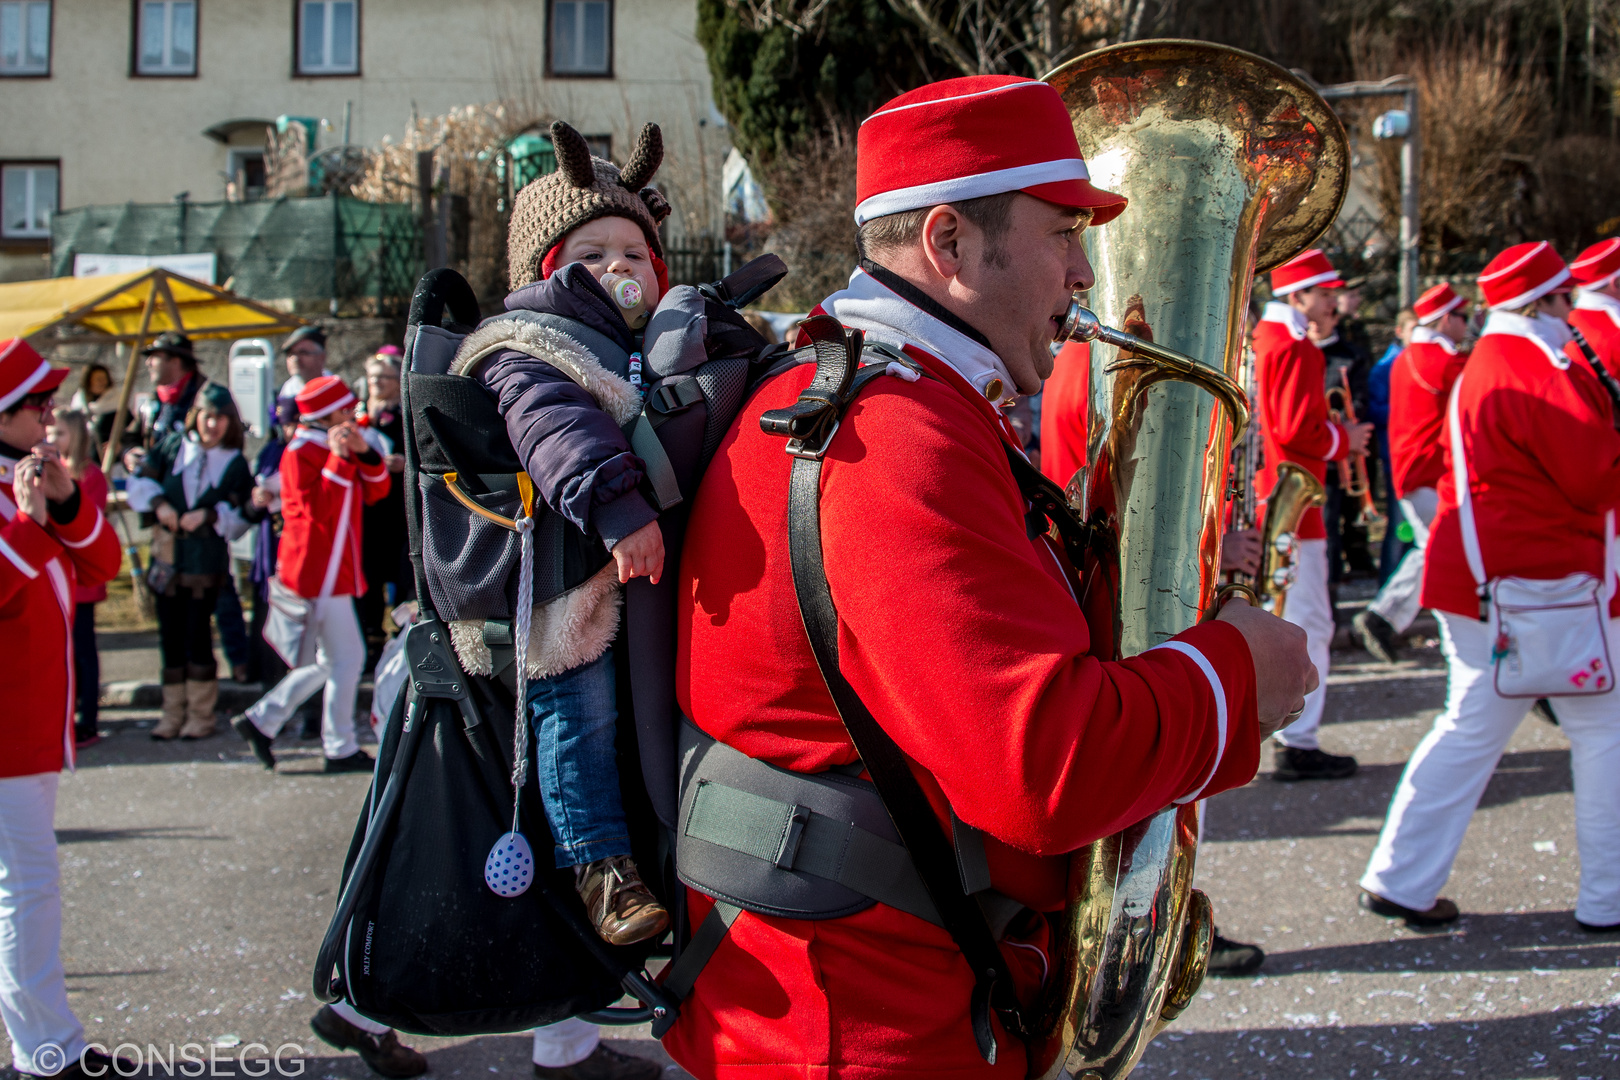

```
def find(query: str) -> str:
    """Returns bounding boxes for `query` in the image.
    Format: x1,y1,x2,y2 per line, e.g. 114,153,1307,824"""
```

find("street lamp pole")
1307,74,1421,309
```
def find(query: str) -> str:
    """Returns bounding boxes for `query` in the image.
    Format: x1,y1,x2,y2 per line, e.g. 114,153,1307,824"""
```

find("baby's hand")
611,520,664,585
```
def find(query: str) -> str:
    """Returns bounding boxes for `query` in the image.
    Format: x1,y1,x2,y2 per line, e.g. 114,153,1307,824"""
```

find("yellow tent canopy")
0,268,304,343
0,268,308,471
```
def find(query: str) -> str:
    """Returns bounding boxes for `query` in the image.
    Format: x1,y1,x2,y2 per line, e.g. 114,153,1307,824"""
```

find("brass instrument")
1249,461,1326,619
1030,40,1348,1080
1326,369,1382,525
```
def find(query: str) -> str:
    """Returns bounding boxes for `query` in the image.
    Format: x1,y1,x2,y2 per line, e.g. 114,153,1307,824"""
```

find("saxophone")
1026,41,1348,1079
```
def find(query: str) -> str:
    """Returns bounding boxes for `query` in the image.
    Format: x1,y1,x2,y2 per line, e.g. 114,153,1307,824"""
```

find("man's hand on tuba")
1216,596,1318,740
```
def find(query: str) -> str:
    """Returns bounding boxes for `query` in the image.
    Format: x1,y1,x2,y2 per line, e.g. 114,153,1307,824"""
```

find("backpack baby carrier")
311,255,791,1036
312,254,1050,1058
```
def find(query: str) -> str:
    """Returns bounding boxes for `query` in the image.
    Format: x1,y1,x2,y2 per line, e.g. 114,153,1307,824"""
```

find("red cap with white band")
1570,238,1620,291
1413,282,1468,325
295,374,357,421
0,338,68,414
854,76,1127,227
1478,241,1571,310
1270,249,1347,296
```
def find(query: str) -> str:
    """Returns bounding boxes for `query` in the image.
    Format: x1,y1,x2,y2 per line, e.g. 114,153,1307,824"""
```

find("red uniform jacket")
669,306,1260,1078
1388,327,1467,498
1570,292,1620,377
1253,303,1348,539
276,427,391,599
1039,340,1090,488
0,449,122,779
1422,312,1620,620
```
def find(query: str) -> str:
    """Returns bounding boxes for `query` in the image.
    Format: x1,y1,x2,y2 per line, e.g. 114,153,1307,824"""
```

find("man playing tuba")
665,76,1317,1079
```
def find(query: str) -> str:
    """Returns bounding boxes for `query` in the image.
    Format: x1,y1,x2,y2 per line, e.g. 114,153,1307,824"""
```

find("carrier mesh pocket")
420,476,524,622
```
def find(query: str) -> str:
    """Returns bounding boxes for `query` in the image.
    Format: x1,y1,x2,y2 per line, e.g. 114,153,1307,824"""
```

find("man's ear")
920,204,967,281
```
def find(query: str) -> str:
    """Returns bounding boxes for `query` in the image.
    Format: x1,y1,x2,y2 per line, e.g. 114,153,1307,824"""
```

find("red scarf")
155,373,194,405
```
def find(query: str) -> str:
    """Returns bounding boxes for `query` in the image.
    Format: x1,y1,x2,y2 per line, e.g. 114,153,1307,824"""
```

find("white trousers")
1361,611,1620,925
247,596,364,759
325,1003,600,1067
532,1017,600,1067
1367,486,1439,633
0,773,87,1073
1276,538,1333,750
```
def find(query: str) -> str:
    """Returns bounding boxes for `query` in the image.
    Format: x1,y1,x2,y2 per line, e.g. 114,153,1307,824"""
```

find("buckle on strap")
760,315,861,459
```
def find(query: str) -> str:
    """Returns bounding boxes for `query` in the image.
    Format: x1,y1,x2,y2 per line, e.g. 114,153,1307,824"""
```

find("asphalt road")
4,591,1616,1080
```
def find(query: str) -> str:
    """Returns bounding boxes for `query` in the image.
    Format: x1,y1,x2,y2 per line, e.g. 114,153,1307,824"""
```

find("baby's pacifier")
600,272,650,329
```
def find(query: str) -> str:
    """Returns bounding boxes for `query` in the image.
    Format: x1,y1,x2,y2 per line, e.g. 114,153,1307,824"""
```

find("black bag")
312,628,661,1034
313,260,792,1036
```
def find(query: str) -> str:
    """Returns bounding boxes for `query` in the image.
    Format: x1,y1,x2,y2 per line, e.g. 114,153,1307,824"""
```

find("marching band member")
0,339,125,1080
666,76,1316,1079
1360,242,1620,930
1568,238,1620,396
232,376,392,774
1253,250,1374,780
1354,282,1470,663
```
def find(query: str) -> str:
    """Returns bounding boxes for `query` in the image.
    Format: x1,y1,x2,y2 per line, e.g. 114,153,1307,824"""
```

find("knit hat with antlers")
507,120,671,291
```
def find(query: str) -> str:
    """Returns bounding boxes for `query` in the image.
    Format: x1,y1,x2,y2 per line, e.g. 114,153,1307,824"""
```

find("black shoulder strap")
1568,325,1620,424
761,315,1022,1065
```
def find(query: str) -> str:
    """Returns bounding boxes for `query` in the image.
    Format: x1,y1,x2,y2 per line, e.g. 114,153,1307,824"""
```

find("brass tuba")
1027,41,1348,1079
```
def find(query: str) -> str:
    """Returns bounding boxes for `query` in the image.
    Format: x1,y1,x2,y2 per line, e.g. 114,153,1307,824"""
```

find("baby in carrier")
455,121,671,945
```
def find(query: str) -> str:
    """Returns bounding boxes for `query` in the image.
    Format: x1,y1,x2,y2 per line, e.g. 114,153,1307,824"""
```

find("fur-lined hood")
452,315,641,426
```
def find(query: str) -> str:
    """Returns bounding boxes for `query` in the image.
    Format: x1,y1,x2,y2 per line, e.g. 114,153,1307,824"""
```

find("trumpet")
1326,368,1382,525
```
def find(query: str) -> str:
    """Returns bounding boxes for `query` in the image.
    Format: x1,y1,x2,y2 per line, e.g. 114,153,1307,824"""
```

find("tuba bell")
1027,40,1348,1079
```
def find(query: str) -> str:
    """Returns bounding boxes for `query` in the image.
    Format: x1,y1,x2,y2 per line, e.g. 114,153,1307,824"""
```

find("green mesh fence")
51,195,424,314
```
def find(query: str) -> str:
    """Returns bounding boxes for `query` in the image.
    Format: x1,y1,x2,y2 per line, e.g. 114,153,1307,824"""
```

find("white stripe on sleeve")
1148,640,1229,805
0,534,40,579
58,511,105,549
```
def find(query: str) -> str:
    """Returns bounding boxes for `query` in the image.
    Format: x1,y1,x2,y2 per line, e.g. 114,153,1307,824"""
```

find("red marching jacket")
276,427,392,599
1570,291,1620,376
1422,312,1620,620
1388,327,1467,498
0,450,122,779
668,309,1260,1078
1038,340,1090,488
1253,302,1348,539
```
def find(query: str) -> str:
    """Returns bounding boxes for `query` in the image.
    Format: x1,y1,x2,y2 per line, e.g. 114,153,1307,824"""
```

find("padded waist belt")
675,720,942,924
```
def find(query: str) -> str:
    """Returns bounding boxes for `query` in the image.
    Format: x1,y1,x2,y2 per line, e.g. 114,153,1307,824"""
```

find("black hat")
283,325,327,352
141,331,196,362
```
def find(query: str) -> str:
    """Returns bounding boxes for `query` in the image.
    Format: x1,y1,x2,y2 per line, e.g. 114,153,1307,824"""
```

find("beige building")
0,0,729,281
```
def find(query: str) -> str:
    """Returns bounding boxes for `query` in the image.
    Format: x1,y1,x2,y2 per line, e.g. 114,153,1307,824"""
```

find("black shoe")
19,1047,138,1079
1352,609,1401,664
1273,745,1358,781
231,713,276,770
1205,931,1265,977
1576,917,1620,933
325,749,375,774
534,1043,662,1080
310,1004,428,1078
1359,890,1460,927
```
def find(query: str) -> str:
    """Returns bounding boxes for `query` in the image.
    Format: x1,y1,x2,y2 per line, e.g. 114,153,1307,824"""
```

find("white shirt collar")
1261,301,1309,341
1576,289,1620,323
1408,324,1458,353
1482,310,1571,369
289,425,330,453
817,267,1017,403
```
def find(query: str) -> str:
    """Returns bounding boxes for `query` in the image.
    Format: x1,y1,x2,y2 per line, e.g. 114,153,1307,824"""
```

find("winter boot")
152,667,188,740
577,854,670,946
181,664,220,739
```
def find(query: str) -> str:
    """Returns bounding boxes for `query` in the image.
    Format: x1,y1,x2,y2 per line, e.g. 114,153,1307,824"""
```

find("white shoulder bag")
1448,373,1615,697
265,577,316,668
